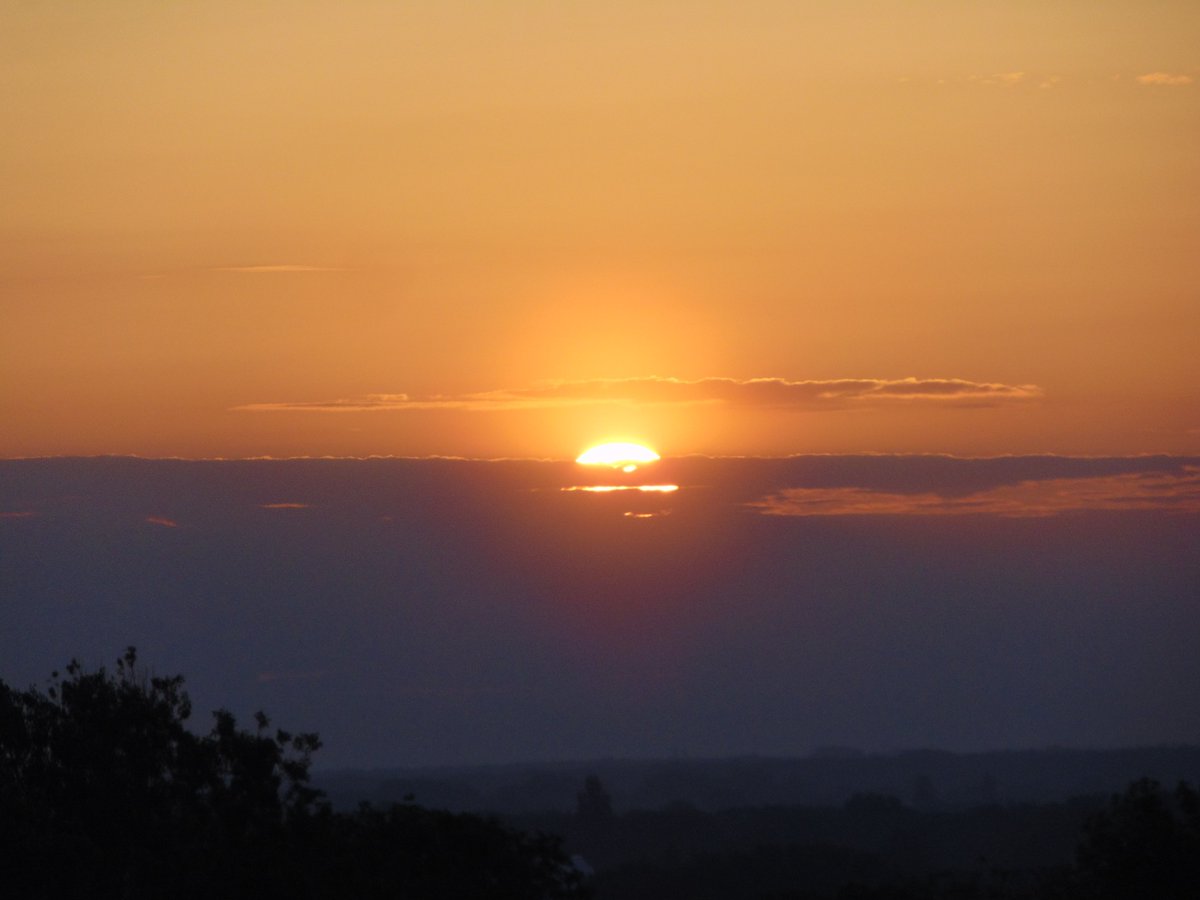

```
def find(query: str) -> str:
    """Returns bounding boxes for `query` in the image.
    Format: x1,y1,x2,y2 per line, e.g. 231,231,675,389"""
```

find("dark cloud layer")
751,466,1200,517
2,455,1197,768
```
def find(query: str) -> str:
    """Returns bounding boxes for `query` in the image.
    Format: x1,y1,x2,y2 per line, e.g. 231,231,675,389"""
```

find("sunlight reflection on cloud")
1136,72,1193,86
235,375,1043,414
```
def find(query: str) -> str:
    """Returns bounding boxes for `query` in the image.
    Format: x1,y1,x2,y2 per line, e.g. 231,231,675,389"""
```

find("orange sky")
2,1,1197,459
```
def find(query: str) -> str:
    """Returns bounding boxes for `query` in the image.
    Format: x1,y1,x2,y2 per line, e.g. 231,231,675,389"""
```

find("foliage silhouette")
0,648,587,899
1072,777,1200,900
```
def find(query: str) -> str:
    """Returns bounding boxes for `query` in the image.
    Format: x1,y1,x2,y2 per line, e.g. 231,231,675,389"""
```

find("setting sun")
576,442,660,472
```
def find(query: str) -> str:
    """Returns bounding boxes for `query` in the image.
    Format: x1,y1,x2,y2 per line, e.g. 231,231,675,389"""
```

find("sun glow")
575,442,660,472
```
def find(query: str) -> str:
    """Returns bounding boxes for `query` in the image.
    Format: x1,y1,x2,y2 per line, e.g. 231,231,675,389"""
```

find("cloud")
145,515,179,527
260,502,311,509
750,467,1200,517
237,394,414,412
971,72,1026,86
234,376,1043,414
214,265,344,273
991,71,1025,85
0,511,37,519
1136,72,1194,86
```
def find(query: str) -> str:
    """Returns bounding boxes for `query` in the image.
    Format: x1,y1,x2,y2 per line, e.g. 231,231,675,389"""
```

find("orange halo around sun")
576,441,660,473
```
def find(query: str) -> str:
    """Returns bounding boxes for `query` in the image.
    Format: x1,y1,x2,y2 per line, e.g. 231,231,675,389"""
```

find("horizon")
309,741,1200,775
6,448,1200,462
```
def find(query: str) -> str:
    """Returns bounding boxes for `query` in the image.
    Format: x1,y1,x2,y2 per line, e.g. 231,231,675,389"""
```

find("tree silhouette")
1073,778,1200,899
0,648,587,899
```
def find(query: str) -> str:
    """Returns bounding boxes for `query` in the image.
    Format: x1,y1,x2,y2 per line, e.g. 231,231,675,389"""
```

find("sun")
576,441,660,473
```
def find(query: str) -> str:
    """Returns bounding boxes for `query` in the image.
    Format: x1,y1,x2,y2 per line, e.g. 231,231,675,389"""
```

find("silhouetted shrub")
1072,778,1200,899
0,649,586,899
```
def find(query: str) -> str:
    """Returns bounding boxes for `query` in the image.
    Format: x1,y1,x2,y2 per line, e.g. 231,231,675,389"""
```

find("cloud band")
750,467,1200,517
235,376,1042,414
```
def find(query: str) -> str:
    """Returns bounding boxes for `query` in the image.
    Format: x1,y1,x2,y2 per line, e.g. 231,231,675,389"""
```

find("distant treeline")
515,779,1200,898
314,746,1200,898
318,745,1200,815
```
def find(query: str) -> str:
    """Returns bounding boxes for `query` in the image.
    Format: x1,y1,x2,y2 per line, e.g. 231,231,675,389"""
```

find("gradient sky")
3,1,1198,459
3,3,1200,771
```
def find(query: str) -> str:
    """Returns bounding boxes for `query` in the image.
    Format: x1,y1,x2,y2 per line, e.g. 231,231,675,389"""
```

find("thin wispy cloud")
964,72,1027,87
751,467,1200,518
1136,72,1194,86
910,70,1197,89
214,265,345,273
984,71,1026,86
145,515,179,528
234,376,1043,414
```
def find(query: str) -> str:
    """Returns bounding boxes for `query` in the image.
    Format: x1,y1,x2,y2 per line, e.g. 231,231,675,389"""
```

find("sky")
2,0,1198,459
1,3,1199,769
2,455,1198,768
